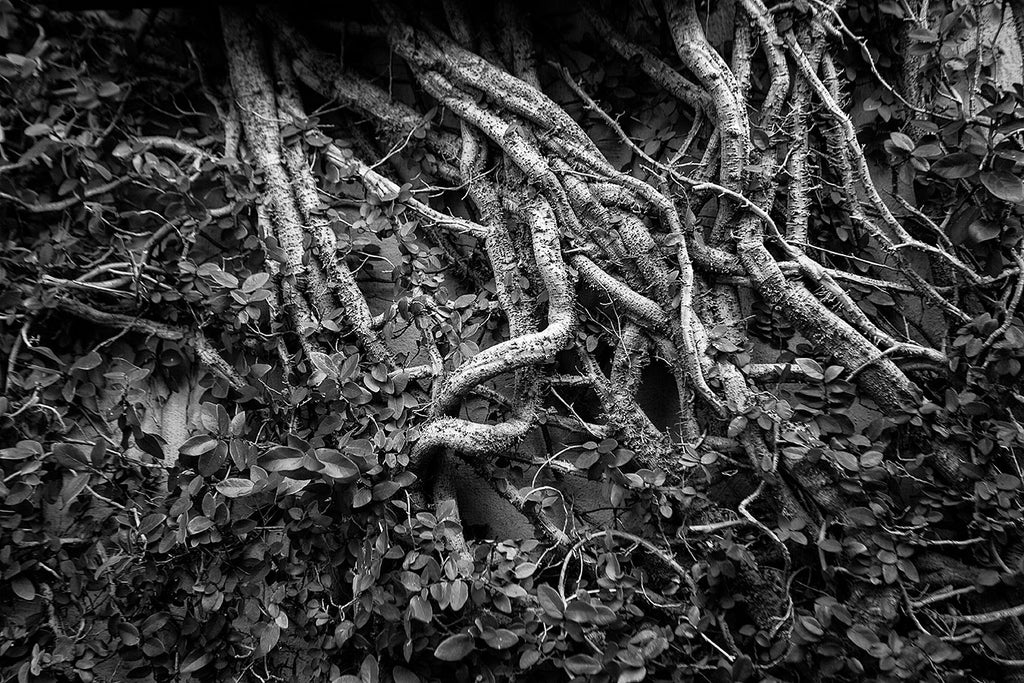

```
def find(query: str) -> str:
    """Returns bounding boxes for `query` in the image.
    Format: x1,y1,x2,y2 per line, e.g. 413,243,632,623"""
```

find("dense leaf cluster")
3,1,1024,682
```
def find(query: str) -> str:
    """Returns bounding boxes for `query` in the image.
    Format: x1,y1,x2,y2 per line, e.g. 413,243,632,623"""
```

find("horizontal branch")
52,298,245,391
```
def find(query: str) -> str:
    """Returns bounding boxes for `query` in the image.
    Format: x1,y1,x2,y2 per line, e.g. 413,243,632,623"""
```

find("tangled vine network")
4,0,1024,681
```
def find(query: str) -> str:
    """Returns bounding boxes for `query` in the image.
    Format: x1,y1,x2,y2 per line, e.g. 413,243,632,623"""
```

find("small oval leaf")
434,633,475,661
11,577,35,601
981,171,1024,203
179,436,218,456
214,478,255,498
482,628,519,650
187,516,215,535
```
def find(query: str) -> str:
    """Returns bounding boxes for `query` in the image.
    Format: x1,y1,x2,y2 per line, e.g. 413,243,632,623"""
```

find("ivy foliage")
2,1,1024,682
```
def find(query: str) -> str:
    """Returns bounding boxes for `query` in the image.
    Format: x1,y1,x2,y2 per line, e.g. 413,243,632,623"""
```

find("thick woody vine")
4,1,1024,680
